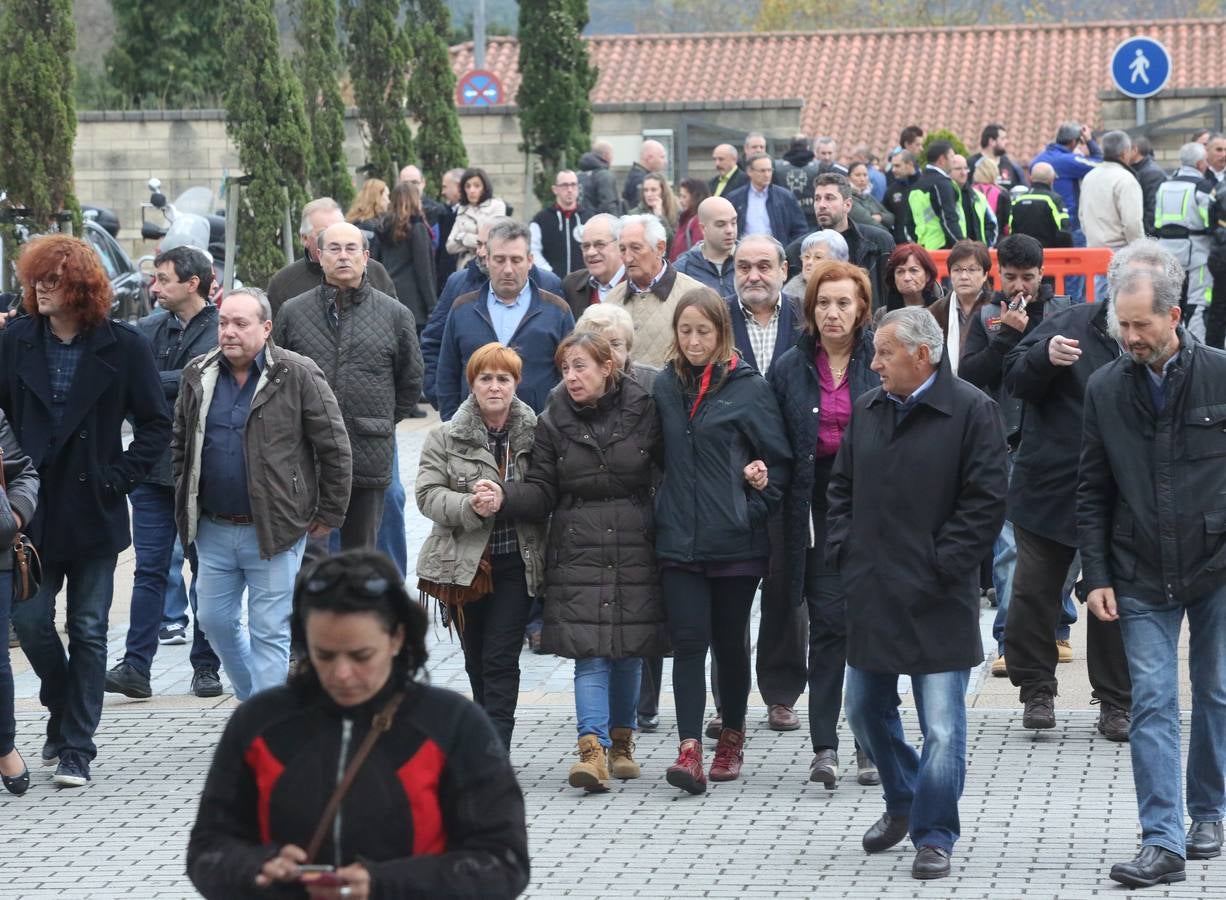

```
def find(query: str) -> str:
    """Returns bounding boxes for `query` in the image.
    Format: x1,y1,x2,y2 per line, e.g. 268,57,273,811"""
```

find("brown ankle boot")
567,734,610,793
609,727,641,780
709,728,745,782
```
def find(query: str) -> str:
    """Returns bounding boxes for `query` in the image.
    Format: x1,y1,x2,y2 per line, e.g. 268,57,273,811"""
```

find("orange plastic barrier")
930,247,1115,303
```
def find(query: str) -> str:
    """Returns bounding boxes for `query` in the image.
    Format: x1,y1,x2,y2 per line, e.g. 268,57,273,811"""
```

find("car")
83,217,151,321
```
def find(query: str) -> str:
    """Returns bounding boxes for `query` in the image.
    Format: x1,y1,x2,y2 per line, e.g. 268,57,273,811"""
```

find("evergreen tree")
516,0,597,205
221,0,313,286
293,0,355,207
0,0,79,226
106,1,226,107
405,0,468,196
343,0,414,184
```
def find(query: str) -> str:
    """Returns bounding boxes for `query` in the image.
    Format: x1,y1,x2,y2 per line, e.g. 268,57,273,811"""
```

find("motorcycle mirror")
151,192,167,209
148,177,162,192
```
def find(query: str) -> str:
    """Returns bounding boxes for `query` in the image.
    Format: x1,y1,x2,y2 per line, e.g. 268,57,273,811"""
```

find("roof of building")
450,20,1225,159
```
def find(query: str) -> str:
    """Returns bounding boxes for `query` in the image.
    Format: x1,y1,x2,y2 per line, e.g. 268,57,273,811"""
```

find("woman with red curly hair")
0,234,171,788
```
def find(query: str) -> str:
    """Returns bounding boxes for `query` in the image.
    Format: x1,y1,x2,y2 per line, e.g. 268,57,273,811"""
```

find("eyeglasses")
322,243,363,256
34,273,63,290
302,561,390,598
950,267,984,277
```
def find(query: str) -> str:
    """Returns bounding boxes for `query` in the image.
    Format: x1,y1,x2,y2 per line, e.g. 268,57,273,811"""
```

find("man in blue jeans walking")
1079,249,1226,888
828,308,1007,880
0,235,171,787
104,247,222,700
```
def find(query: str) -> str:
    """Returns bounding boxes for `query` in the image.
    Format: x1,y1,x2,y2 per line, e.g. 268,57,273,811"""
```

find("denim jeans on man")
193,517,305,701
10,556,117,761
991,520,1078,655
845,666,971,853
1117,587,1226,857
575,657,643,747
122,484,179,677
162,538,190,630
376,442,408,577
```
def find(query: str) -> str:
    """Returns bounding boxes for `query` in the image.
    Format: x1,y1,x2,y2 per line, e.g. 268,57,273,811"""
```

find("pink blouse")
816,348,852,458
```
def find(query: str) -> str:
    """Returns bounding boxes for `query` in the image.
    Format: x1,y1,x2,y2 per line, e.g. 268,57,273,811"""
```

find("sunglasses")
303,561,390,598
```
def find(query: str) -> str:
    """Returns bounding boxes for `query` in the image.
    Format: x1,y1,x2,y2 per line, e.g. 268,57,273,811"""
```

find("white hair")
299,197,342,236
225,286,274,323
1107,239,1184,294
1179,141,1208,169
575,303,636,351
801,230,849,262
583,213,620,240
880,307,944,365
619,213,667,248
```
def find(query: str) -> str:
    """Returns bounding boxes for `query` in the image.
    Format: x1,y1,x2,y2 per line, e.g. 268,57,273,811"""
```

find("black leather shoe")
191,667,224,699
912,845,951,880
636,713,659,733
1109,846,1186,887
1096,702,1131,742
104,662,152,700
1023,689,1056,729
808,749,838,789
1188,820,1223,860
2,753,29,796
862,812,909,853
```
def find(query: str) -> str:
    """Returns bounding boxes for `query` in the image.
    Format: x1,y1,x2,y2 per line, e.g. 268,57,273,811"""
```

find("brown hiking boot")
709,728,745,782
665,738,706,795
609,727,641,779
567,734,610,793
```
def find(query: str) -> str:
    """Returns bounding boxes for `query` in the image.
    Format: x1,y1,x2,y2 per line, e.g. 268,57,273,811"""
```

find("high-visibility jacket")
1008,185,1073,248
1155,168,1214,307
907,166,964,250
964,185,998,247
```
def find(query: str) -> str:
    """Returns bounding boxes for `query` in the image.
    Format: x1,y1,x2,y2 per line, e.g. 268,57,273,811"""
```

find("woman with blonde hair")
972,156,1011,237
347,178,390,227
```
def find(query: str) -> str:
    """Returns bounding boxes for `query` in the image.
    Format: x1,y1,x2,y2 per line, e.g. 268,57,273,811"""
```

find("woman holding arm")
653,287,791,794
767,260,881,789
488,331,667,794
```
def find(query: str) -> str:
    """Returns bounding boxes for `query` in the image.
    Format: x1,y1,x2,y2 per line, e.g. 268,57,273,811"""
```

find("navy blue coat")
653,358,792,563
767,329,879,604
726,184,809,245
727,295,803,377
0,315,171,561
420,260,563,405
436,283,575,421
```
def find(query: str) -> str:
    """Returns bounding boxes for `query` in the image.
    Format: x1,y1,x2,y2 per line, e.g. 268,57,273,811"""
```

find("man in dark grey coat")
273,222,423,554
1078,251,1226,888
828,307,1007,881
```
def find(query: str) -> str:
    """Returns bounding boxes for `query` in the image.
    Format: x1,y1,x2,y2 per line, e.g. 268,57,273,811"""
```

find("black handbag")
0,446,41,602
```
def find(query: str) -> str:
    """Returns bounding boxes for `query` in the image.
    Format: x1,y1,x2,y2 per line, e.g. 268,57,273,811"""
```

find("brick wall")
1099,87,1226,169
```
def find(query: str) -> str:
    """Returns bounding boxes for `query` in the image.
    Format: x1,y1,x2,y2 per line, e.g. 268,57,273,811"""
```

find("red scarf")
689,354,739,420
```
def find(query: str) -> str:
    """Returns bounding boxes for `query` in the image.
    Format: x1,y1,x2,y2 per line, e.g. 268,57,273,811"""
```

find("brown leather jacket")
172,340,352,559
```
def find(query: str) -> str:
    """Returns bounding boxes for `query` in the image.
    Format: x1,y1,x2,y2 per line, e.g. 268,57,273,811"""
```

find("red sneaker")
665,739,707,795
709,728,745,782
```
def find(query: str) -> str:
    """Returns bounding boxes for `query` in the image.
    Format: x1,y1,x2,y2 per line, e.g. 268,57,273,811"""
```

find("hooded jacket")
578,151,621,215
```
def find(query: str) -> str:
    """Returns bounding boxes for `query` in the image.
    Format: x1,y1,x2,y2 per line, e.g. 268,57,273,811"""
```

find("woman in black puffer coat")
497,331,667,795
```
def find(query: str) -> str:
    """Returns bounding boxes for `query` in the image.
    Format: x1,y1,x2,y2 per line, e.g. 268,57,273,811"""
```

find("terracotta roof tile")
451,20,1226,159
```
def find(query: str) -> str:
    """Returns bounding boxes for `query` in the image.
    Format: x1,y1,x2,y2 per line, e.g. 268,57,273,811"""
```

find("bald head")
593,140,613,164
398,165,424,187
640,140,666,172
318,222,369,289
697,196,738,259
1030,162,1056,186
713,144,738,177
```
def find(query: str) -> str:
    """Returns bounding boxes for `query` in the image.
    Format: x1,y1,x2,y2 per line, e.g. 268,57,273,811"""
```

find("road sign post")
1110,36,1171,128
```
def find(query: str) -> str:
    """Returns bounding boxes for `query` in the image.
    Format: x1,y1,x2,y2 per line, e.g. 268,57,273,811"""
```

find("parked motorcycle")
138,178,232,303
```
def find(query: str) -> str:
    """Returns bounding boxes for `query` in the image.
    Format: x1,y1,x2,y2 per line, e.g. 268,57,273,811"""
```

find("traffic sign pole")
1136,98,1146,128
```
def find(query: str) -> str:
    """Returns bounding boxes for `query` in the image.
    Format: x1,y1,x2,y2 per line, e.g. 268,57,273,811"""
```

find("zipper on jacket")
333,718,353,868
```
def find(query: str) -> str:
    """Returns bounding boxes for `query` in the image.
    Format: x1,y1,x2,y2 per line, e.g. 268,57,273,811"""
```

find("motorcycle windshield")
174,187,216,218
162,215,212,254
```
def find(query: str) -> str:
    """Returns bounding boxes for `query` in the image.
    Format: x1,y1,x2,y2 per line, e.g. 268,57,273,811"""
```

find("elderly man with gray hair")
266,197,397,319
561,213,626,319
827,305,1007,881
1078,242,1226,887
1081,131,1145,251
604,213,704,367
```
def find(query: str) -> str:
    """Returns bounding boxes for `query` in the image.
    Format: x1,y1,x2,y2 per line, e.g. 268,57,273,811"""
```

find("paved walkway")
4,417,1213,898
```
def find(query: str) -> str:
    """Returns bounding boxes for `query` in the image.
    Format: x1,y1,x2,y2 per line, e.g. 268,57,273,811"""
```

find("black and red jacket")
187,680,529,899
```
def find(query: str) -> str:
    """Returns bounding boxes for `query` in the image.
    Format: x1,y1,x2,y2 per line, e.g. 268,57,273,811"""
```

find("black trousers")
459,554,533,749
637,655,664,719
662,569,759,741
1006,525,1131,709
805,456,848,751
304,485,387,564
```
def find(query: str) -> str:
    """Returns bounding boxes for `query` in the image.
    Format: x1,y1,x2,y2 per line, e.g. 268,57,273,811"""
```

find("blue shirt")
199,351,265,516
745,185,771,236
486,281,532,346
1145,352,1179,415
886,369,939,423
43,323,86,430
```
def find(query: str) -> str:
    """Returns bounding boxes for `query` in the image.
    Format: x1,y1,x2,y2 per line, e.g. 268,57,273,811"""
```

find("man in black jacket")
885,151,919,244
105,247,222,702
1,235,171,788
1078,252,1226,887
529,169,589,275
830,307,1007,881
1000,245,1185,740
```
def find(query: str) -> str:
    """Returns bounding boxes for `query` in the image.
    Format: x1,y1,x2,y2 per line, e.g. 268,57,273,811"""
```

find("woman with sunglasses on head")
415,343,545,751
188,549,530,900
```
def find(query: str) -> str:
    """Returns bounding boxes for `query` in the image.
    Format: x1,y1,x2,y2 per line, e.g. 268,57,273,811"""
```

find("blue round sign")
1110,36,1171,100
456,69,504,107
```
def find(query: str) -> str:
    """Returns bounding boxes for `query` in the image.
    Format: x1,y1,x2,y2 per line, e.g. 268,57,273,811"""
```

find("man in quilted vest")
273,222,423,556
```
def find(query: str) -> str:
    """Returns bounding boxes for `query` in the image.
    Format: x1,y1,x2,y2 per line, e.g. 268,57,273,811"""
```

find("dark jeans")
181,543,221,672
637,654,663,719
1006,525,1131,708
459,553,533,750
756,513,808,707
806,460,850,752
11,555,117,761
0,572,14,756
306,485,387,562
662,568,759,741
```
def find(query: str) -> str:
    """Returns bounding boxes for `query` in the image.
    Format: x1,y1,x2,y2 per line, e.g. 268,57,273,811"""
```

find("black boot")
1109,846,1186,888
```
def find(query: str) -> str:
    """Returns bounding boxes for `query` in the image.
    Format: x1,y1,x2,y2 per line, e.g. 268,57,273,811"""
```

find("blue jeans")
991,520,1077,654
574,656,642,747
1065,228,1086,302
1118,588,1226,856
11,555,117,761
193,518,304,701
0,572,14,756
376,442,408,578
162,539,190,629
845,666,971,854
123,484,178,677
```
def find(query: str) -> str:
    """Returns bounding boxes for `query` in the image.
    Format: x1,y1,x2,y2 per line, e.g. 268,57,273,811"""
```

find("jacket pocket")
1185,405,1226,459
1203,509,1226,573
351,416,393,437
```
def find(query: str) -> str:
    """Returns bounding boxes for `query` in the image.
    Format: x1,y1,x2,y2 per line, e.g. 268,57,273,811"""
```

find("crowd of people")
0,119,1223,895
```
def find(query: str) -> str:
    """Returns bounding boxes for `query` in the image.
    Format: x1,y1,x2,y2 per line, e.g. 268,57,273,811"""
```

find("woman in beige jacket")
446,168,508,271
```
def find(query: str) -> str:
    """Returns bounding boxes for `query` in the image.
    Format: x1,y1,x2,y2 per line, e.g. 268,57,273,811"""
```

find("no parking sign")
456,69,504,107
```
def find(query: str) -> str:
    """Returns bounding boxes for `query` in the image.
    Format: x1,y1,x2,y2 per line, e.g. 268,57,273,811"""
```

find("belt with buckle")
205,511,254,525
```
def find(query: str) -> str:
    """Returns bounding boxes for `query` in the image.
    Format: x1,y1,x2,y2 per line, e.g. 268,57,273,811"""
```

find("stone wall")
1099,87,1225,168
74,100,803,257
